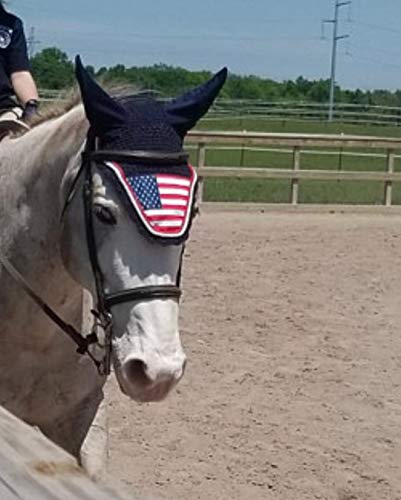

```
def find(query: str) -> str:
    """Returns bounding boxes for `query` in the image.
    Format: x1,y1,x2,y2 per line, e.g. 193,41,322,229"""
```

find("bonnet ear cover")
164,67,228,138
75,55,127,136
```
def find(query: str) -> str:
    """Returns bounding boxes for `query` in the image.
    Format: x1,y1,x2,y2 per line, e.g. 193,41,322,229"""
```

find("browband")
82,150,189,165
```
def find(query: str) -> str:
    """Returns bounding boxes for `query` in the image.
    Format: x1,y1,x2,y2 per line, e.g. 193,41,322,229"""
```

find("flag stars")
128,174,162,210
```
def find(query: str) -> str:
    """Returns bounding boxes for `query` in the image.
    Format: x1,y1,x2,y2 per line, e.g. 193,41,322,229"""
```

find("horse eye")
93,205,117,225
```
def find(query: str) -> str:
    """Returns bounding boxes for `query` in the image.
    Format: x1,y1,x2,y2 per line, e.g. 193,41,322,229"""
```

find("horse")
0,57,227,476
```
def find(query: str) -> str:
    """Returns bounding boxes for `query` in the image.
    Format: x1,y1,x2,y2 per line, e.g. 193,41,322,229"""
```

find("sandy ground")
106,210,401,500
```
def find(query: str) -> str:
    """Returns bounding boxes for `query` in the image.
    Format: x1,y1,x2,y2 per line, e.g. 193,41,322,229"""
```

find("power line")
345,50,401,71
348,41,401,60
322,0,352,121
355,21,401,36
30,28,320,43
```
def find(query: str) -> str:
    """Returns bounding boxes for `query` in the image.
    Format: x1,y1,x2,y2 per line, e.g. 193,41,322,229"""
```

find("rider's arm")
10,71,38,105
8,18,39,106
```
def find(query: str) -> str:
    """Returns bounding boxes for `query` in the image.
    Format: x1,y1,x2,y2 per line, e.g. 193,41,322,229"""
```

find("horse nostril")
124,359,152,387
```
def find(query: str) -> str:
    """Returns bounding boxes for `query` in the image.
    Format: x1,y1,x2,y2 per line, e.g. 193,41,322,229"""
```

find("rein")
0,254,101,366
0,139,188,376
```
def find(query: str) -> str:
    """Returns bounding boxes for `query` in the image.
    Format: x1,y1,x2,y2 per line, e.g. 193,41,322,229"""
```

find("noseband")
0,140,190,377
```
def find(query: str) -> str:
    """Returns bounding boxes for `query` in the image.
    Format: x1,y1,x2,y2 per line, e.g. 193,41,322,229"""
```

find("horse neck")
1,106,88,304
26,106,88,221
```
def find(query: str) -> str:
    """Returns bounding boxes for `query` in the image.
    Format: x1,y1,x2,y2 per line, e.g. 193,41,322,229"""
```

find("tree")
283,80,300,100
295,76,313,96
31,47,74,89
307,80,331,103
28,44,401,104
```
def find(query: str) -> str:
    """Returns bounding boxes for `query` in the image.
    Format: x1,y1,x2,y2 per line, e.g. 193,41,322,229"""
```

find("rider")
0,1,39,125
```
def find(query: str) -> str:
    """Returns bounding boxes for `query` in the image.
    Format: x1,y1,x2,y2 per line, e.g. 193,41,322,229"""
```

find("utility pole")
26,27,40,59
322,1,351,122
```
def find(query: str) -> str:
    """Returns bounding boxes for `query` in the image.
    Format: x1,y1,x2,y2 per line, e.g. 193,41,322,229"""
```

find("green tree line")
31,47,401,107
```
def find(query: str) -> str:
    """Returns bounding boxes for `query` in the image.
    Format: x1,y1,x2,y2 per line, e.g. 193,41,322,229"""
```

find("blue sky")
9,0,401,90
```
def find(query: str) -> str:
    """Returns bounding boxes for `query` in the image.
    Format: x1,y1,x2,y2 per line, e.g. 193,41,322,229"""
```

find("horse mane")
29,89,82,128
26,83,141,131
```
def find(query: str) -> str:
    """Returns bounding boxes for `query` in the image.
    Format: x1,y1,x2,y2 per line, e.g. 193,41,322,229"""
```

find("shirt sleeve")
7,18,30,73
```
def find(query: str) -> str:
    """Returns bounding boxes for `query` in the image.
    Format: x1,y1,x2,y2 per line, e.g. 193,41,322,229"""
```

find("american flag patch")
103,161,197,239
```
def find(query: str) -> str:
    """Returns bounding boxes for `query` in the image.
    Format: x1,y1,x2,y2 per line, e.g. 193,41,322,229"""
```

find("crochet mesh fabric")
99,96,183,153
93,95,195,245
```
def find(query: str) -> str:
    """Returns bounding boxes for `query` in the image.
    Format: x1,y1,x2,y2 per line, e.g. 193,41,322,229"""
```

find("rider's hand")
22,99,40,123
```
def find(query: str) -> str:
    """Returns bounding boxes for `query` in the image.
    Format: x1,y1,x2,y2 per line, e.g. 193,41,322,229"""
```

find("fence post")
384,148,395,207
291,146,301,205
197,142,206,203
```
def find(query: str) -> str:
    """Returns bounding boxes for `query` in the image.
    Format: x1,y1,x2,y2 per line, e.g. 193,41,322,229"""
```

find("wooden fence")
38,90,401,127
207,100,401,127
0,404,141,499
186,131,401,207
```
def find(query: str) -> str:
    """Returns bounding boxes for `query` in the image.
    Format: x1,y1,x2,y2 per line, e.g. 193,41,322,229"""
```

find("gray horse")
0,58,226,475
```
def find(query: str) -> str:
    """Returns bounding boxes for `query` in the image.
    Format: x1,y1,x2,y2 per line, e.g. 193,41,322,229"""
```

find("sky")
8,0,401,91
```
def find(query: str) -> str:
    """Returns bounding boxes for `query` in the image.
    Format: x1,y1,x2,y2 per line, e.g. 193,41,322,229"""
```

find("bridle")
0,137,191,376
79,138,187,375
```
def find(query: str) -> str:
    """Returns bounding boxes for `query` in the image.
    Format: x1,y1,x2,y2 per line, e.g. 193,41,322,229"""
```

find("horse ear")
163,67,228,137
75,55,127,135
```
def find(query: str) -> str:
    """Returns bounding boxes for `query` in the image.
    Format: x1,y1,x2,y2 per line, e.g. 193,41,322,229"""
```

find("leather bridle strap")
105,285,182,309
83,150,189,165
83,139,108,317
0,254,99,360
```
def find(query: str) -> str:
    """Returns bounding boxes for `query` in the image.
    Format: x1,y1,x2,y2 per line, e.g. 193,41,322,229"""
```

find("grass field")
189,117,401,204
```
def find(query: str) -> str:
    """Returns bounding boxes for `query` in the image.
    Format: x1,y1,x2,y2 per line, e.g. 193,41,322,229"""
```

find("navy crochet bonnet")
99,96,183,153
75,56,227,242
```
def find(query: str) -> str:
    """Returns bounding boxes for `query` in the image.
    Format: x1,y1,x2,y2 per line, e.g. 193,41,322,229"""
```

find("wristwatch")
22,99,40,122
25,99,39,109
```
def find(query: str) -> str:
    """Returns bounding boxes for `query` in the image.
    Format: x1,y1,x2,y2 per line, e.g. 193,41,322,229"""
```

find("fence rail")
186,131,401,207
208,100,401,127
38,90,401,127
0,405,131,499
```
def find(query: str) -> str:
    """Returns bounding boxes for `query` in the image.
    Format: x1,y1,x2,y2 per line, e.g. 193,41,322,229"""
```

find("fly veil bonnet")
76,57,228,244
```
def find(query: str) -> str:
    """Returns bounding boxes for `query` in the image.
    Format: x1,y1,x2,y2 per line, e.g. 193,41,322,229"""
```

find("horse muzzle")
114,351,187,402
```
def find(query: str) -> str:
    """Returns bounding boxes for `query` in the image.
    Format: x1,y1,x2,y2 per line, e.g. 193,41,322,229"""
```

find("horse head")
60,57,227,402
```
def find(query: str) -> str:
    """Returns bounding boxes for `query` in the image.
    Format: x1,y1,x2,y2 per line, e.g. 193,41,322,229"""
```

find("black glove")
22,99,40,123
